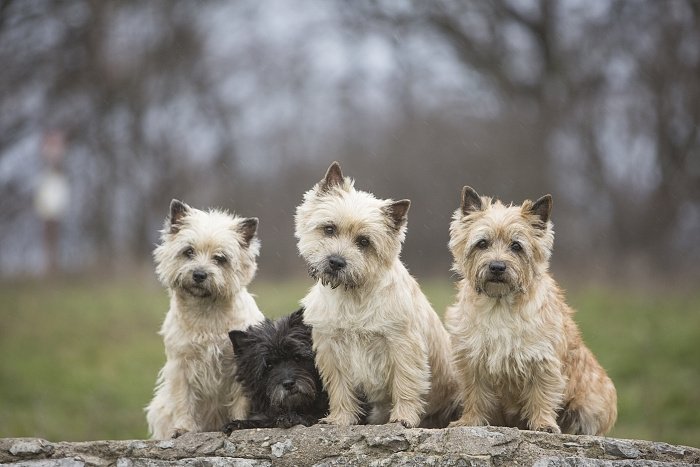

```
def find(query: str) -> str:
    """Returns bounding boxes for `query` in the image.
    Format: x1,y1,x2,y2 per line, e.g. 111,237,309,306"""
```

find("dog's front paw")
319,412,357,426
448,413,488,428
222,420,245,434
276,413,316,428
275,414,297,429
532,423,561,434
390,419,415,429
169,428,189,439
529,416,561,434
389,406,421,428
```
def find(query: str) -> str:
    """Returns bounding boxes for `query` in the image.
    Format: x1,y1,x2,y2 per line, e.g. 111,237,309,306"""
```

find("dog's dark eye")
214,254,228,265
183,247,195,258
511,241,523,252
323,225,336,236
356,236,370,248
476,239,489,250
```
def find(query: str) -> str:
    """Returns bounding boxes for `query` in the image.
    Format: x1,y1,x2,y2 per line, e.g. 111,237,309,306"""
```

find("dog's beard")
307,264,361,290
267,374,318,412
182,284,213,298
474,267,523,298
173,271,222,299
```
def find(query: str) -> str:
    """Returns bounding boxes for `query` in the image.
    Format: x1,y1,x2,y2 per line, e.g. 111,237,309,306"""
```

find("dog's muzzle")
269,377,317,411
180,269,214,297
476,262,519,297
307,255,358,290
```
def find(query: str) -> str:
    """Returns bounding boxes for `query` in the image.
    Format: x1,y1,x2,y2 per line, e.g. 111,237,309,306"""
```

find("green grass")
0,278,698,447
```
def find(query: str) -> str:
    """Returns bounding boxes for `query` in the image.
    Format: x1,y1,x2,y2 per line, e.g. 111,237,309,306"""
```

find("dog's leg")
222,416,273,432
520,361,565,434
314,338,362,425
165,364,202,438
148,361,201,438
387,335,430,428
168,401,199,438
167,408,198,437
146,391,175,440
226,385,250,421
449,369,498,428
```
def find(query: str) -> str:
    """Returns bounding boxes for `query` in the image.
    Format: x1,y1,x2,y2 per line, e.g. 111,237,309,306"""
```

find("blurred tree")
344,0,700,276
581,1,700,268
0,0,697,281
0,0,241,269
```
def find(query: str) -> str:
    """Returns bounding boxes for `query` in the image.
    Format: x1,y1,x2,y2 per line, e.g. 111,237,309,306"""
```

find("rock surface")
1,425,698,467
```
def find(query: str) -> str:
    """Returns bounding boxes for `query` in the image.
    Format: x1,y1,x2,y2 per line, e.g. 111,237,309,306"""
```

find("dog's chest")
305,287,402,396
180,336,235,394
332,329,391,394
460,306,557,378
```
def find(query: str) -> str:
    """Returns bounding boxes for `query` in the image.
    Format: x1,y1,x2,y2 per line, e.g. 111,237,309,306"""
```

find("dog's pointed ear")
238,217,259,246
320,161,344,192
460,186,482,215
168,199,191,233
229,329,248,355
385,199,410,230
288,308,312,342
288,308,305,327
526,194,553,228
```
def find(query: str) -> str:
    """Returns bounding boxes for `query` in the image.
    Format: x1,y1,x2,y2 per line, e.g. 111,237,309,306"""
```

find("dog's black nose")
328,255,346,271
282,379,296,390
192,270,208,283
489,261,507,274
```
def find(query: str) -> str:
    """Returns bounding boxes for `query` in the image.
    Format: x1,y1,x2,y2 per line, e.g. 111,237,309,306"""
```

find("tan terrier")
295,162,459,428
446,187,617,435
145,200,265,439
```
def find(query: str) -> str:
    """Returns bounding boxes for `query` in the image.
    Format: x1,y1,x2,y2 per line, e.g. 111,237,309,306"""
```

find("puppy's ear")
460,186,482,215
525,194,553,229
168,199,190,233
288,308,312,344
288,308,305,327
319,161,344,192
229,329,248,355
238,217,259,246
384,199,410,230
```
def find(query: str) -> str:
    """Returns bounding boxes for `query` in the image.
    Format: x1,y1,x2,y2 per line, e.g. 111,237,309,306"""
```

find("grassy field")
0,278,698,447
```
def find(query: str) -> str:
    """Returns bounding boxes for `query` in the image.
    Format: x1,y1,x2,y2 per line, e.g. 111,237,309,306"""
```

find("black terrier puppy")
223,308,329,431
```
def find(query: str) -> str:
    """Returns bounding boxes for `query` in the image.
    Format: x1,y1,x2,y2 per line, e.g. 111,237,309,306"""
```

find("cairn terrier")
223,308,329,431
145,199,265,439
446,186,617,435
295,162,459,428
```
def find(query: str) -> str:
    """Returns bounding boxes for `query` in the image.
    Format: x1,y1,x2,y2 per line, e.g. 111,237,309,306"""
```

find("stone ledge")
1,425,698,467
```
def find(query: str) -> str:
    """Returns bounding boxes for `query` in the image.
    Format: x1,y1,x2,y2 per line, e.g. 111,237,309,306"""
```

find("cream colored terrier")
446,187,617,435
296,162,459,428
146,200,264,439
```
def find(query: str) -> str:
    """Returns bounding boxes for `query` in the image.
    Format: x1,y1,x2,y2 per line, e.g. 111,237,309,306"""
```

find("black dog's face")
265,347,318,412
230,309,320,414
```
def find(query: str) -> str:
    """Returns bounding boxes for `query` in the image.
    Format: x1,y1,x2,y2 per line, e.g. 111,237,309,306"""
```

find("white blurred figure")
34,130,69,275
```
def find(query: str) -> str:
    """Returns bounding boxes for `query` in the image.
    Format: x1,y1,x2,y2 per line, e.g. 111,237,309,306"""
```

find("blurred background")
0,0,698,446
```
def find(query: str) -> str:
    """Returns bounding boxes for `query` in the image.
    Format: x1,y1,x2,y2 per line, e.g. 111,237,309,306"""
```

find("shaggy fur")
223,308,329,431
446,186,617,435
296,162,460,428
145,199,265,439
